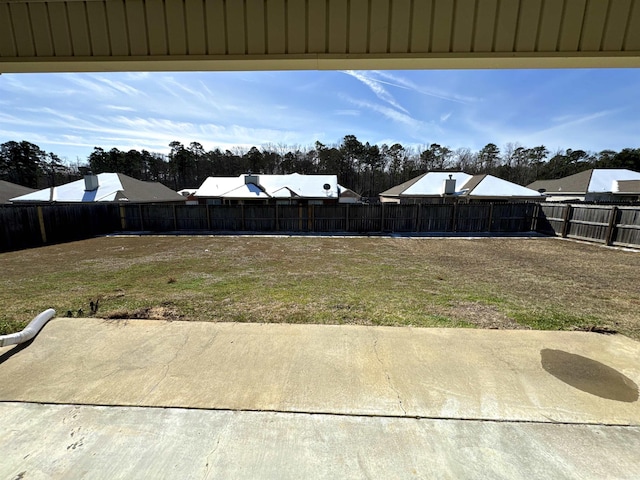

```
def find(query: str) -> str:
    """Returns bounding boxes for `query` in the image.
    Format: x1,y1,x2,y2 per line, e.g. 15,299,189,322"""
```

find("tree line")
2,137,639,197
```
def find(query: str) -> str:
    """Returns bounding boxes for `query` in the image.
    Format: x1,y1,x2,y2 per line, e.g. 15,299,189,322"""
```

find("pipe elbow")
0,309,56,347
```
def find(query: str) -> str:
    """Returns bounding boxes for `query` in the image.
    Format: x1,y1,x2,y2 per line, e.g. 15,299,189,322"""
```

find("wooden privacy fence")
1,202,541,252
537,204,640,248
3,202,638,252
0,204,121,252
120,203,538,235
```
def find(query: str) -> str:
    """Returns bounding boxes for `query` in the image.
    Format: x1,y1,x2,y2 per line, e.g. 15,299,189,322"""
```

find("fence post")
36,206,47,243
605,206,619,246
241,204,245,231
451,202,458,232
172,204,178,231
119,205,127,230
345,204,350,232
415,203,421,232
380,204,385,232
487,203,494,232
275,204,279,231
298,204,303,231
138,204,144,230
206,204,211,230
530,203,540,232
561,204,572,238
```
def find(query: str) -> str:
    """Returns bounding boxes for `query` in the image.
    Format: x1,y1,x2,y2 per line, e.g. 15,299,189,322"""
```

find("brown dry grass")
0,235,638,338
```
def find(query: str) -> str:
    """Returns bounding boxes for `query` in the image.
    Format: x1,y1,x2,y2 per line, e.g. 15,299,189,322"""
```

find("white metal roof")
463,175,544,198
388,171,542,198
220,184,270,199
11,173,124,202
195,174,339,199
10,173,185,203
403,172,472,196
588,169,640,193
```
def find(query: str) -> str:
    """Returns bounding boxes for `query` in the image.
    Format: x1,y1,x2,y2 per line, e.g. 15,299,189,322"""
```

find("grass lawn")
1,235,639,339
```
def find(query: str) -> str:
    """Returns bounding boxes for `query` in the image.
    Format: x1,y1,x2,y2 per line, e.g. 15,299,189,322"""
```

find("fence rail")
536,203,640,248
1,202,540,252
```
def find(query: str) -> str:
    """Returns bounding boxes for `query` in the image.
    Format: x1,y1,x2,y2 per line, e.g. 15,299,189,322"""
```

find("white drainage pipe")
0,309,56,347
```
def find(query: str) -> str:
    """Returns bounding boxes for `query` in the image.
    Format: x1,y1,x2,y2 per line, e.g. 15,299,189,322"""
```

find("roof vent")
442,175,456,195
245,174,260,187
84,174,99,191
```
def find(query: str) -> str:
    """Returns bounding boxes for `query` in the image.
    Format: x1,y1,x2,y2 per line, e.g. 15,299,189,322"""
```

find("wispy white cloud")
462,106,633,153
341,70,409,114
0,75,76,96
550,109,620,126
94,76,143,96
1,102,308,156
335,109,360,116
342,95,415,128
66,76,119,98
340,94,445,143
105,105,136,112
159,76,210,103
2,70,640,162
374,71,480,104
124,72,151,81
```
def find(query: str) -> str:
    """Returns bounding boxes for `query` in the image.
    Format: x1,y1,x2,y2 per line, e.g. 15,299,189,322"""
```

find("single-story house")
10,173,186,204
194,173,340,205
337,184,361,204
0,180,36,204
614,180,640,202
528,169,640,202
380,172,544,204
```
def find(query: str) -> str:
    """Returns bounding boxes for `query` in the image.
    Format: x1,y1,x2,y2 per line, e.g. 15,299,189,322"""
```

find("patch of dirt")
447,301,529,330
571,325,618,335
104,305,182,321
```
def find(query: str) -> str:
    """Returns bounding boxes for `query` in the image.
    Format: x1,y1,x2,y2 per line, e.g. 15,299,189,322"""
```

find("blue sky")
1,69,639,163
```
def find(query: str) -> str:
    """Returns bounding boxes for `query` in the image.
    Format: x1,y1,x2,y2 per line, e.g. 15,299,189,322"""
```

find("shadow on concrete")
541,349,638,403
0,338,35,366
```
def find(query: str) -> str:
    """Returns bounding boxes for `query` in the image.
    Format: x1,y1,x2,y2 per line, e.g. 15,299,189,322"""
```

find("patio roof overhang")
1,0,639,73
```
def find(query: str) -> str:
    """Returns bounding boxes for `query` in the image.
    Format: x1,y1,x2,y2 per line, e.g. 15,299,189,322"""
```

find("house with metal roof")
380,172,544,204
194,173,340,205
0,180,35,204
10,173,186,204
527,169,640,202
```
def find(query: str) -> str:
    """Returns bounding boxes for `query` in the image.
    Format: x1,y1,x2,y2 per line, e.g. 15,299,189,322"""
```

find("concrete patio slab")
2,402,640,480
1,319,639,424
1,319,640,479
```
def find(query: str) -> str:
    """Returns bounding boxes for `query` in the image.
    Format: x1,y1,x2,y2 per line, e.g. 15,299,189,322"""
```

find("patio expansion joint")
3,400,639,429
